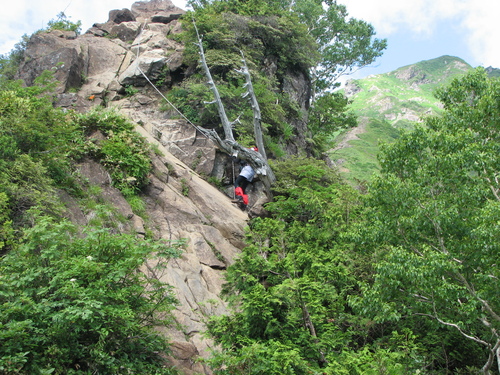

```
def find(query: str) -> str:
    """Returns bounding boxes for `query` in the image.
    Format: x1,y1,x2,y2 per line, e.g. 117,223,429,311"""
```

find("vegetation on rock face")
0,72,181,373
74,107,153,193
175,0,384,155
0,76,153,228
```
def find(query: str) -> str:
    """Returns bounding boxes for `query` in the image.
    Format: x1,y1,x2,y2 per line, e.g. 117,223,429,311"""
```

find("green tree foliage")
284,0,386,97
186,0,386,95
0,36,29,83
45,12,82,35
0,193,14,254
307,91,357,156
354,68,500,373
178,0,382,155
0,80,80,225
0,215,181,374
206,157,418,373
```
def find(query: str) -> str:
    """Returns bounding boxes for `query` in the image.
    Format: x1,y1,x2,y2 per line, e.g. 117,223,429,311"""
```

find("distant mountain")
485,66,500,78
329,55,473,183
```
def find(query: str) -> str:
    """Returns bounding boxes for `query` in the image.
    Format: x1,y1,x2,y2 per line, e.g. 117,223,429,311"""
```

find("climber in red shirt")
233,147,258,208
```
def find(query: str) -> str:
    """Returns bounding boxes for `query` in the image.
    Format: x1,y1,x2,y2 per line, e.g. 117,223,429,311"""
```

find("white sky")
1,0,499,78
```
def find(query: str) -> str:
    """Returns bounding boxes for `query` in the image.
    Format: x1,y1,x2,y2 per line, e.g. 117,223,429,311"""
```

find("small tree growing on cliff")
45,12,82,35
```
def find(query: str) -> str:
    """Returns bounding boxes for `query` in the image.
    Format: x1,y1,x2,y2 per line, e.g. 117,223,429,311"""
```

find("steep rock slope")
15,1,258,373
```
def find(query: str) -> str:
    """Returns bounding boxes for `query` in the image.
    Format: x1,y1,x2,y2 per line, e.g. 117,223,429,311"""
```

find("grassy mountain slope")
330,55,473,183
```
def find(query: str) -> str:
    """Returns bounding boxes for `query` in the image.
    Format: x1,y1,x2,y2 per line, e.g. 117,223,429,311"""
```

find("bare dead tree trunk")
193,20,234,142
238,51,267,162
192,19,276,194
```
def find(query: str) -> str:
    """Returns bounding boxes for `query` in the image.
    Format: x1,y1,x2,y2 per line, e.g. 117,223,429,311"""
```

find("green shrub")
0,215,181,374
74,108,153,192
45,12,82,35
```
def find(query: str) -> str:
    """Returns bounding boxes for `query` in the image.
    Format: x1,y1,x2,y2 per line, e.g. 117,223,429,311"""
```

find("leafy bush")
45,12,82,35
74,108,153,192
0,81,85,223
0,215,181,374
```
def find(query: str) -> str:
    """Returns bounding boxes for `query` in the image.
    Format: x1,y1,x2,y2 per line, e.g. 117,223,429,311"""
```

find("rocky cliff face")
15,1,276,373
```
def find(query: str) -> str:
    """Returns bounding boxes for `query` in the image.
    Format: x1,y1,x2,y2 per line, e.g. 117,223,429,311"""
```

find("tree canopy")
203,69,500,374
176,0,383,155
355,68,500,374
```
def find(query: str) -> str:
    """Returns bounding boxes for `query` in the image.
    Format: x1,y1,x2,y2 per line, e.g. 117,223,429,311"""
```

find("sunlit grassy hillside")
330,55,473,183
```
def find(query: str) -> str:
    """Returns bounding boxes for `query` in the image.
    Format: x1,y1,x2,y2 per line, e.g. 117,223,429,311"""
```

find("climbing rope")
132,45,213,141
132,40,248,205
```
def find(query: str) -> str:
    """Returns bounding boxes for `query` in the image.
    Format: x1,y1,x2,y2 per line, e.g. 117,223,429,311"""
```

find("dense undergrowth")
0,76,182,374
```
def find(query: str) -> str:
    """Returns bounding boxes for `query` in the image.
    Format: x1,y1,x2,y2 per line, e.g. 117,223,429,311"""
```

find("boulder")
110,21,142,42
19,47,84,93
16,30,129,101
87,22,114,35
118,49,167,86
108,8,136,24
151,12,183,24
55,92,93,111
131,0,185,22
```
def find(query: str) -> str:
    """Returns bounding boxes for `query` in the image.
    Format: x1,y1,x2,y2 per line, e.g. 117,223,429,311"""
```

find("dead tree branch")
193,20,234,142
192,19,276,194
237,51,267,162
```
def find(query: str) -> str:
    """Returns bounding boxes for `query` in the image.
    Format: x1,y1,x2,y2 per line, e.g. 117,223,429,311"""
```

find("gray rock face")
110,21,142,42
135,127,249,373
118,49,167,86
109,8,136,23
151,12,184,23
17,31,85,93
131,0,184,20
282,68,311,154
16,0,185,112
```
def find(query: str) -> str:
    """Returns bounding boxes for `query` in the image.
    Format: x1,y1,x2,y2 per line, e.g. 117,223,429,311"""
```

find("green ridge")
331,55,473,183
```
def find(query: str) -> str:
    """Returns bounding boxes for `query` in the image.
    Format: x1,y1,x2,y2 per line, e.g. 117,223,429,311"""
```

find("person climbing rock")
234,162,255,208
233,147,258,209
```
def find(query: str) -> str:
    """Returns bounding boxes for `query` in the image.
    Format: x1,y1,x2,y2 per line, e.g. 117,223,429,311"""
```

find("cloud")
342,0,500,68
460,2,500,67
